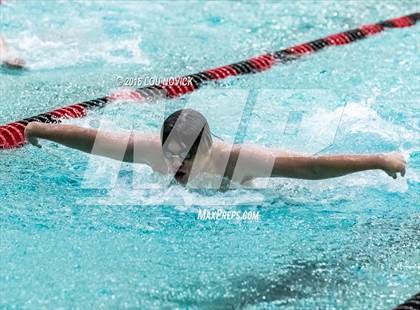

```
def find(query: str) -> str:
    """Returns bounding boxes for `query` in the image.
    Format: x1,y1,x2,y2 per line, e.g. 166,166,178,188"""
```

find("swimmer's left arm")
270,154,406,180
235,146,406,181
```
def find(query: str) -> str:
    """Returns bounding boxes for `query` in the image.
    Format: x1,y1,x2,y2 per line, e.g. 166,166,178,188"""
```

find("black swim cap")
161,108,213,158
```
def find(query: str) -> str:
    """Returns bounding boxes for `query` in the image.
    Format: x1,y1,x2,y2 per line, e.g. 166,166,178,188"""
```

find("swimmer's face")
163,140,211,185
161,109,213,185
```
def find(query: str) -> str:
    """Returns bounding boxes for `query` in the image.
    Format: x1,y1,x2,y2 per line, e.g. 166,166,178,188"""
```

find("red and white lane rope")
0,12,418,149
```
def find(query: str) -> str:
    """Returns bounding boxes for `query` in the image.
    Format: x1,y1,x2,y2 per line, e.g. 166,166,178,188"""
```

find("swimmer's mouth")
174,171,188,184
174,170,188,183
171,162,191,184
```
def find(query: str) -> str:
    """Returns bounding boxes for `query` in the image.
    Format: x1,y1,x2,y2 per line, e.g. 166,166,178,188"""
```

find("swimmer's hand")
24,122,42,148
0,35,26,69
380,153,406,179
2,56,26,69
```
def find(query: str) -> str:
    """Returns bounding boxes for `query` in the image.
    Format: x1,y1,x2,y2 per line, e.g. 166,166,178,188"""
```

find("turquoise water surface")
1,1,419,309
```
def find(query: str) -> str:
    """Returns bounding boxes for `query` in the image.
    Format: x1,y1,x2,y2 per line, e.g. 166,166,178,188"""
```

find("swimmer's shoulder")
132,132,167,173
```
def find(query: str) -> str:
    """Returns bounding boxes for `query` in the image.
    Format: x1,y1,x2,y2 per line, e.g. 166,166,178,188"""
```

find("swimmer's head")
160,108,213,183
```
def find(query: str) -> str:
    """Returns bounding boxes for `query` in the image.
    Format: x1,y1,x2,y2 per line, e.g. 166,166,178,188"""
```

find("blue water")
1,1,419,309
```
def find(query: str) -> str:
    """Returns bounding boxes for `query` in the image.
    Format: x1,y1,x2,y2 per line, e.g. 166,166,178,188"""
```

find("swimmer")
0,35,26,69
24,109,406,188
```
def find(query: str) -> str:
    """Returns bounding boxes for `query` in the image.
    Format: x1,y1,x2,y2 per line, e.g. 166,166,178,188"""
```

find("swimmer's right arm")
24,122,166,168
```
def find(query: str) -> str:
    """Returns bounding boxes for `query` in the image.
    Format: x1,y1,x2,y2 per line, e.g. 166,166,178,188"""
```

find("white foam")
9,30,150,69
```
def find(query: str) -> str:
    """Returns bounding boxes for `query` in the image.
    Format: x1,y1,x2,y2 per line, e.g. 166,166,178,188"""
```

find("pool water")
1,1,419,309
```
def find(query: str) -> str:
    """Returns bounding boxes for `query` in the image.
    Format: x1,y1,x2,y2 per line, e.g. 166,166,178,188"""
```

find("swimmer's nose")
168,157,183,171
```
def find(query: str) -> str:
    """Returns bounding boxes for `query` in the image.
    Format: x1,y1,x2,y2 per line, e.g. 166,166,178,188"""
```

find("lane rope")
0,12,418,149
393,292,420,310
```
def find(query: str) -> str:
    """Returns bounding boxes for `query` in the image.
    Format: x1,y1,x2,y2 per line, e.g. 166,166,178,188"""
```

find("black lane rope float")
0,12,418,149
393,292,420,310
